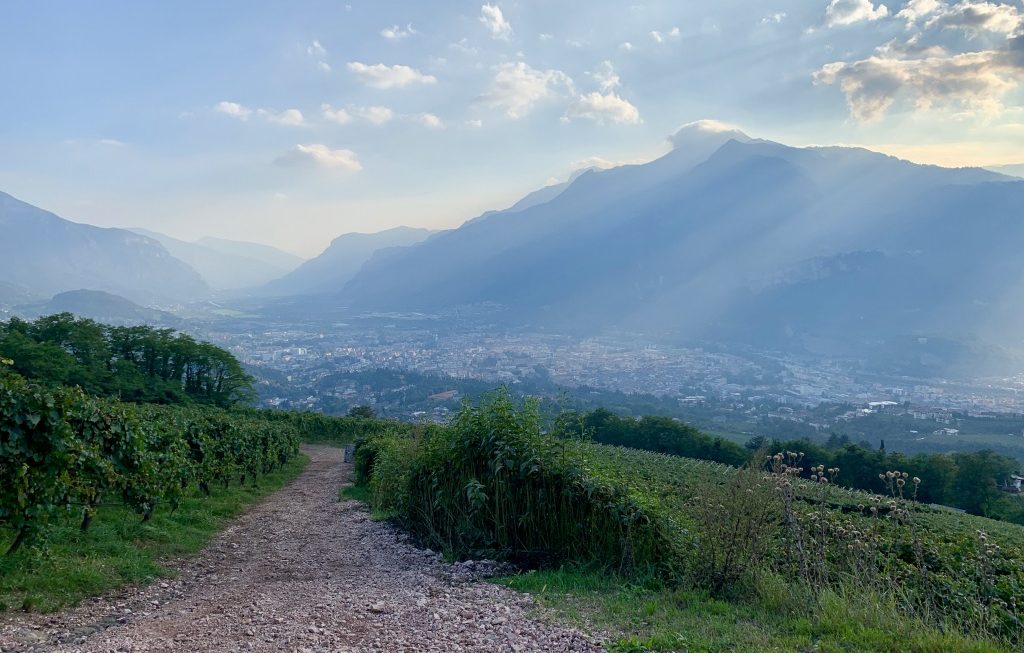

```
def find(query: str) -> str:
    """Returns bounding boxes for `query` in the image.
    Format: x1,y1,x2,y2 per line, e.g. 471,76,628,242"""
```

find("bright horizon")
2,0,1023,257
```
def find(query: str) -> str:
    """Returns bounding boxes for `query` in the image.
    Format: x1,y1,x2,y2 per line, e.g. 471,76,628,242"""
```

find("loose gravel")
0,445,602,653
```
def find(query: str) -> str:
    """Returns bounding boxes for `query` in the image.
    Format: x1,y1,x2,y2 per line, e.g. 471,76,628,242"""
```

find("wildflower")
912,477,921,485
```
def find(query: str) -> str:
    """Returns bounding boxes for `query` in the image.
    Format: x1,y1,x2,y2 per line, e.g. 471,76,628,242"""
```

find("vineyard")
353,391,1024,651
0,372,301,555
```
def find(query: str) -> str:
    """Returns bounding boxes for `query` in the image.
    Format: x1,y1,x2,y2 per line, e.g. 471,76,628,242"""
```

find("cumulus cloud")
650,27,681,43
215,102,304,126
275,144,362,172
214,101,252,120
381,24,417,41
761,12,787,24
668,119,748,148
566,92,641,124
814,38,1024,121
322,103,442,128
318,61,332,73
825,0,890,26
482,61,572,119
925,1,1024,37
620,41,635,51
350,105,395,125
590,61,621,92
346,62,437,89
480,4,513,40
414,113,445,128
321,104,353,124
307,40,326,56
258,108,305,126
897,0,943,25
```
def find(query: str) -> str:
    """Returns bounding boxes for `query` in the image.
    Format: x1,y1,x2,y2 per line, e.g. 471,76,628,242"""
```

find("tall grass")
352,390,1024,648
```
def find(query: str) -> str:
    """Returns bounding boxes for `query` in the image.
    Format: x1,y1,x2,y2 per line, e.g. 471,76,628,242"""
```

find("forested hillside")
0,313,251,407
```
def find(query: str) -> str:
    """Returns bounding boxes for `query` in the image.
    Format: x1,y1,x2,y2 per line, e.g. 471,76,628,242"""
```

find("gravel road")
0,445,602,652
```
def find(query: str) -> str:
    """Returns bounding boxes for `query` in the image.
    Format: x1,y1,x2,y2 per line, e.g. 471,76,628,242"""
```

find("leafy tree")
0,314,254,407
347,405,377,419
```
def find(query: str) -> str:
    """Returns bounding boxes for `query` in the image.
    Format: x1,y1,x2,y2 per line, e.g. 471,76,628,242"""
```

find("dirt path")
0,445,602,652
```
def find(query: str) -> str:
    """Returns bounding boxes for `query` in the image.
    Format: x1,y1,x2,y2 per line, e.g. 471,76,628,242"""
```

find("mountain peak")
668,120,751,150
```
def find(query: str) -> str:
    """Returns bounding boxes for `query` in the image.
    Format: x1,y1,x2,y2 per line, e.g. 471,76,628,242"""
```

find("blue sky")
1,0,1022,256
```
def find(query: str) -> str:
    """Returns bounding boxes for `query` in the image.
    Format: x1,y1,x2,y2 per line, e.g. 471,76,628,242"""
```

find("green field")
352,392,1024,652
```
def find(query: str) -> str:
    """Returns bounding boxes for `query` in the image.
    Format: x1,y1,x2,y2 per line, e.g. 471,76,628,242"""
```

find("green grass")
497,567,1011,653
340,484,369,502
0,454,308,613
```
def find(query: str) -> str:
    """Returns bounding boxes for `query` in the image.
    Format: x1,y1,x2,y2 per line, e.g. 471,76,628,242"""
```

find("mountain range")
333,122,1024,366
259,226,434,297
0,190,423,307
0,191,208,304
129,228,304,290
4,122,1024,374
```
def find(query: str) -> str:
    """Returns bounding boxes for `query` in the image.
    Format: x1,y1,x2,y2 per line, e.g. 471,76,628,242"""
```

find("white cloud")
482,62,573,119
590,61,621,92
307,40,326,56
346,62,438,89
317,61,332,73
539,33,554,41
761,12,787,24
450,38,480,55
214,101,252,120
480,4,513,40
258,108,305,126
97,138,126,146
321,104,353,125
650,27,681,43
567,92,641,124
925,1,1024,37
814,38,1024,121
415,113,445,128
620,41,635,52
216,102,303,126
351,105,395,125
464,119,484,128
896,0,942,25
322,103,441,127
824,0,890,27
381,24,417,41
275,144,362,172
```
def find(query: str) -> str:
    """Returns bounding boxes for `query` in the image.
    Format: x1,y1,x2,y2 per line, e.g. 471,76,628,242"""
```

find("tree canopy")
0,313,254,407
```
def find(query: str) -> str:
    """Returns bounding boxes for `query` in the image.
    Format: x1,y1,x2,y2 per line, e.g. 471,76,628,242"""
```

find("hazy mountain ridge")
30,289,182,326
336,127,1024,360
260,226,434,297
0,192,209,304
130,229,303,290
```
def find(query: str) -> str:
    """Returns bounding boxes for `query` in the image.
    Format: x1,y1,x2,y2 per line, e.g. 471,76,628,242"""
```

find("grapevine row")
0,374,300,553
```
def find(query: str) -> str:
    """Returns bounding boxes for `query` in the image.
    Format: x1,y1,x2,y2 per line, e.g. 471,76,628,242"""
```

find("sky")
1,0,1022,257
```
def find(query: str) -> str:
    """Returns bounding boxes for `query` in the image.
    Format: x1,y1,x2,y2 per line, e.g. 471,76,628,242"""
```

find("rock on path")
0,445,602,652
